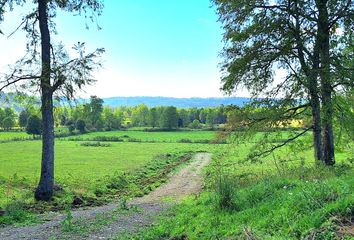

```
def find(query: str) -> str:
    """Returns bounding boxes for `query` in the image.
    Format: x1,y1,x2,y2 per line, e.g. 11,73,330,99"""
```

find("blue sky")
0,0,250,98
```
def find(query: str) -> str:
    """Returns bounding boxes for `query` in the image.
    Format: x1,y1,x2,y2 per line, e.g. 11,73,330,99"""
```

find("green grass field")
0,137,218,213
65,129,217,143
0,141,215,181
0,127,70,141
0,131,31,140
1,128,353,238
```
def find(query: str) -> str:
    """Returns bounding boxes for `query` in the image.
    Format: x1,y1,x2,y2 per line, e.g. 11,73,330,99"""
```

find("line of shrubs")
66,136,228,144
80,142,112,147
0,131,82,144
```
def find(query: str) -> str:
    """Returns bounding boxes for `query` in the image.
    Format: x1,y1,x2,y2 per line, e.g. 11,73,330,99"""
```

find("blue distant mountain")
101,96,250,108
1,92,250,109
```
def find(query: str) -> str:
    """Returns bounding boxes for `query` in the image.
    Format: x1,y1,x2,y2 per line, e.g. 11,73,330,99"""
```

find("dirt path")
0,153,211,240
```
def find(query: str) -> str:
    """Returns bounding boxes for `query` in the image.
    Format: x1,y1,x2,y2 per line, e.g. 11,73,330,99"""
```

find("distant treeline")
0,96,228,133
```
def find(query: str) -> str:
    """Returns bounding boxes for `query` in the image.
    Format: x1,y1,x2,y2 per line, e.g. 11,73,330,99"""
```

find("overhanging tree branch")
0,74,40,91
250,127,312,159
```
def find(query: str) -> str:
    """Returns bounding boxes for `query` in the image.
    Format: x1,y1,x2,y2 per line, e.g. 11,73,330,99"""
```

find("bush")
80,142,111,147
127,138,142,142
178,138,192,143
76,119,86,133
194,139,210,144
189,119,201,129
2,117,15,130
26,115,42,136
92,136,124,142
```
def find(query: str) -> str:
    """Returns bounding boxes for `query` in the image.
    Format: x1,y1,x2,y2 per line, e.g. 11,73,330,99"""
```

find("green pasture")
0,127,69,141
0,140,217,209
0,131,31,140
65,129,217,143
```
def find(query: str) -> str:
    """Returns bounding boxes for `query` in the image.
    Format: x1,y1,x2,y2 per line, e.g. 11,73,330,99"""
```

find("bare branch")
7,11,37,38
0,74,40,91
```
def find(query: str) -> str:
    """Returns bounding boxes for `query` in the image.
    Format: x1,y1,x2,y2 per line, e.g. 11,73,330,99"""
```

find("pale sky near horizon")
0,0,252,99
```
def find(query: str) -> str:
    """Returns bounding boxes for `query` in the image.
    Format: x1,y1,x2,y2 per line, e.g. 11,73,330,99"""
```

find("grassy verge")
125,165,353,239
121,140,353,239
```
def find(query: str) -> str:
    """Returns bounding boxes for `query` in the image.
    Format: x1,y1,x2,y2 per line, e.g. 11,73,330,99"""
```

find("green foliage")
190,119,201,129
0,107,16,130
213,0,353,165
61,208,74,232
25,102,228,131
85,96,104,130
75,119,86,133
148,107,159,128
26,115,42,136
131,104,149,126
159,106,178,130
19,109,30,129
2,116,15,130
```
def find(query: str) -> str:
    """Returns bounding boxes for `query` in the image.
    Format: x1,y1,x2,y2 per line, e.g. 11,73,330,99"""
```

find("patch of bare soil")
0,153,211,240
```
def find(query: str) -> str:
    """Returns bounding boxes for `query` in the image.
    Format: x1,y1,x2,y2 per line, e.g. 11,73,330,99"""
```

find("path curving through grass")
0,153,212,240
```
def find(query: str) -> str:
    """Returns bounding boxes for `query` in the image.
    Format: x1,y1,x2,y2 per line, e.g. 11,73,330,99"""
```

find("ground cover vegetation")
0,138,216,225
123,140,353,239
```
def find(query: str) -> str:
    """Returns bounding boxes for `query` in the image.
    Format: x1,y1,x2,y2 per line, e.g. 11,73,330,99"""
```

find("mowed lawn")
65,130,217,142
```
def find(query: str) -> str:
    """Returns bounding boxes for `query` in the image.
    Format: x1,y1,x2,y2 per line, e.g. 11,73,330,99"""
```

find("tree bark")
35,0,55,201
309,36,323,162
317,0,335,165
310,93,323,162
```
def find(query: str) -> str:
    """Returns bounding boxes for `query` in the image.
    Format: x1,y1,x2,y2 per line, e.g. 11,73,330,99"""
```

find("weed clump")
0,201,38,226
214,174,238,211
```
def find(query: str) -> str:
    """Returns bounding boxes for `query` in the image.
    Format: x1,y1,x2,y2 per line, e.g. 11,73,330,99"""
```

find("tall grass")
214,174,237,211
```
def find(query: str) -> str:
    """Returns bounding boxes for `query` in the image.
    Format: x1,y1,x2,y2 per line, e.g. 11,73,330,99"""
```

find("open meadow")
0,127,353,239
64,129,218,143
0,129,221,221
0,131,32,141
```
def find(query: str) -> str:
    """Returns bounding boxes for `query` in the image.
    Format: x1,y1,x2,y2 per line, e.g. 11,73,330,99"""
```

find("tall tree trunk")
317,0,335,165
309,37,323,162
310,94,323,162
293,1,323,162
35,0,55,201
